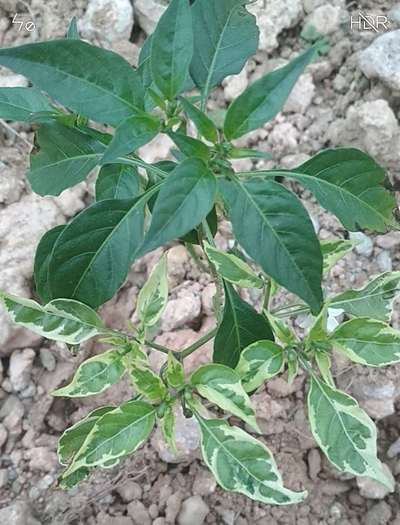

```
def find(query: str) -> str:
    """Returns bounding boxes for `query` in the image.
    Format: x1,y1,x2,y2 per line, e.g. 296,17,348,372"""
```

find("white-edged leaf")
160,404,177,452
264,312,295,345
137,254,168,327
330,318,400,367
129,363,167,402
321,239,355,274
307,375,394,490
195,414,307,505
166,352,185,389
204,242,263,288
329,272,400,322
190,363,259,431
315,351,334,387
0,293,106,344
235,340,284,392
53,349,125,397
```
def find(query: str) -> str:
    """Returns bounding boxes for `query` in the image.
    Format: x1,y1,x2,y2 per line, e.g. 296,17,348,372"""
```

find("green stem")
262,280,271,311
143,339,172,355
181,327,218,359
117,156,168,179
201,220,224,324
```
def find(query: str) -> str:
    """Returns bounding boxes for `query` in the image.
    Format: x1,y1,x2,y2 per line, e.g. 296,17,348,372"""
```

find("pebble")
0,468,8,488
307,449,321,480
350,232,373,257
305,4,342,35
117,480,143,502
359,30,400,91
0,501,40,525
39,348,56,372
177,496,209,525
192,469,217,496
0,423,8,449
127,501,151,525
25,446,58,472
9,348,35,392
387,437,400,458
165,492,183,524
365,501,392,525
377,251,392,272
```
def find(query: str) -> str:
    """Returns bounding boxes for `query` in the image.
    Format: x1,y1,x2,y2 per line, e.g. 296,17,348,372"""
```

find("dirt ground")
1,0,400,524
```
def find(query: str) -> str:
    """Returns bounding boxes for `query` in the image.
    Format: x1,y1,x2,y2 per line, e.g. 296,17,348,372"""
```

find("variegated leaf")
53,350,125,397
330,318,400,367
190,364,258,431
130,364,167,402
264,312,295,345
196,415,307,505
321,239,355,274
0,293,106,344
160,404,176,452
137,254,168,327
165,352,185,389
203,242,263,288
314,351,335,387
307,375,394,490
61,400,156,479
236,340,284,392
329,272,400,322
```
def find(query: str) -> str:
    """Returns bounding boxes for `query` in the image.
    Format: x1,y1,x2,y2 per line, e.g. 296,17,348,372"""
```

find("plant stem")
200,220,224,324
143,339,172,355
262,280,271,311
181,327,218,359
118,156,168,179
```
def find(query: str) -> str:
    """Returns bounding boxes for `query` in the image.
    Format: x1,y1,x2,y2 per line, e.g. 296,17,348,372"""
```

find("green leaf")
59,467,90,489
137,254,169,327
264,312,295,345
329,272,400,322
195,415,306,505
48,186,160,309
34,225,66,303
0,293,106,344
58,406,114,465
224,45,318,140
150,0,193,100
228,147,272,160
315,351,334,387
190,0,259,93
166,352,185,388
307,375,394,490
167,132,210,161
0,87,53,121
181,206,218,245
28,122,105,196
235,340,284,392
204,242,263,288
62,400,156,477
160,404,176,452
129,364,167,402
321,239,355,274
213,282,274,368
179,96,218,143
95,164,141,201
220,177,323,314
139,159,216,256
66,17,79,39
102,113,161,163
0,40,144,125
190,363,259,430
330,318,400,367
284,148,396,232
53,349,125,397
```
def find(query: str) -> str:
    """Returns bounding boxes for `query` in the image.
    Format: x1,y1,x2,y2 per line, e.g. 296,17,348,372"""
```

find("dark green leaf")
179,96,218,142
220,177,323,314
139,158,216,256
214,282,274,368
34,225,66,303
224,45,318,140
102,113,161,163
181,206,218,245
28,122,105,196
0,87,53,121
190,0,259,93
48,186,160,308
0,40,144,125
150,0,193,100
95,164,141,201
167,131,210,161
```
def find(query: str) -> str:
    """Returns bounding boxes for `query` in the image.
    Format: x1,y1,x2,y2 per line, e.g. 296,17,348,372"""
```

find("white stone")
135,0,167,35
0,72,28,88
161,283,201,332
177,496,209,525
389,4,400,25
359,30,400,91
357,464,394,499
249,0,303,52
25,446,58,472
80,0,134,44
350,232,373,257
306,4,342,35
223,67,249,102
377,251,393,272
284,72,315,114
9,348,35,392
0,501,40,525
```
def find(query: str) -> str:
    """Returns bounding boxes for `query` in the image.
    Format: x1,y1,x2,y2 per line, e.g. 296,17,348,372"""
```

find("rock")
359,30,400,91
249,0,303,52
135,0,167,34
365,501,392,525
201,283,216,316
127,501,151,525
357,464,394,499
161,283,202,331
377,251,392,272
305,4,342,35
165,492,183,524
25,446,58,472
116,480,143,502
0,501,40,525
0,148,26,206
351,378,397,419
389,4,400,25
0,468,8,488
268,122,299,156
1,395,24,439
39,348,56,372
177,496,209,525
80,0,134,44
152,405,200,463
0,423,8,450
9,348,35,392
167,245,189,286
96,513,134,525
192,469,217,496
376,232,400,250
387,437,400,458
284,72,315,114
223,68,249,102
350,232,373,257
307,449,321,481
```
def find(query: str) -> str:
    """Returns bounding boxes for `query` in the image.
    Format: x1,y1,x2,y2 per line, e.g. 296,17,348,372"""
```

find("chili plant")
0,0,399,505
